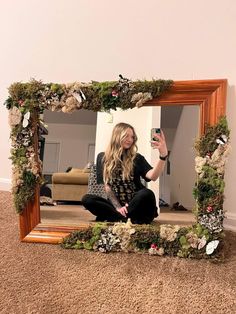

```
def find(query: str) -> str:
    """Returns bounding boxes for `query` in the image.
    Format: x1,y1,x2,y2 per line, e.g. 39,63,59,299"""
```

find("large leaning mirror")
14,79,226,244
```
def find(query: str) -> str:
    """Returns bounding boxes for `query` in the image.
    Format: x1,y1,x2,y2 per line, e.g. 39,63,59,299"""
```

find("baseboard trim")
224,212,236,232
0,178,11,191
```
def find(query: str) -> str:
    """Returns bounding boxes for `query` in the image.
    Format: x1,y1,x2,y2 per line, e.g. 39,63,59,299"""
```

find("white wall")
159,127,176,204
169,106,199,209
0,0,235,229
44,123,96,172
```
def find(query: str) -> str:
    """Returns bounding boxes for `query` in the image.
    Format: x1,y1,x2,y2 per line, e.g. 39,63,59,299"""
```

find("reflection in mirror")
39,109,97,226
159,105,199,225
39,105,198,227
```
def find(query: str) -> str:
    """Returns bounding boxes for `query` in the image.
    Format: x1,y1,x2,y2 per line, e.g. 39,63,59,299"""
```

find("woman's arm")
104,184,128,217
104,184,121,209
145,130,168,181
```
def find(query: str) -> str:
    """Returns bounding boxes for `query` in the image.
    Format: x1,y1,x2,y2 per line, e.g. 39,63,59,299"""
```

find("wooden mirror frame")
18,79,227,244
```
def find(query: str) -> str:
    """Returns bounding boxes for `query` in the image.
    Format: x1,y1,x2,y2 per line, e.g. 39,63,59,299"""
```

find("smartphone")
151,128,161,141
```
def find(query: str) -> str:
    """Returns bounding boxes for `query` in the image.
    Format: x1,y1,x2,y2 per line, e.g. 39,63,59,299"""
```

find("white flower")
195,156,207,174
22,111,30,128
206,240,219,255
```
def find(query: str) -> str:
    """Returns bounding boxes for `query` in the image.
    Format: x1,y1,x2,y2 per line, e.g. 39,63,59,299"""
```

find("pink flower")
206,152,212,159
18,99,24,106
112,90,119,97
206,206,213,213
151,243,158,249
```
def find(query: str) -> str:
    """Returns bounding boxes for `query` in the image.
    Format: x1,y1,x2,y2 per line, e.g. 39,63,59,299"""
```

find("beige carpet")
1,191,236,314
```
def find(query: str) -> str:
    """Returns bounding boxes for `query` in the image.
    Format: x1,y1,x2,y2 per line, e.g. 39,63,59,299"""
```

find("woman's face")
121,128,135,150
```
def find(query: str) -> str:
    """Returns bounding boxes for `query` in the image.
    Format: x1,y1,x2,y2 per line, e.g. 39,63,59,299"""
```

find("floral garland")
4,76,173,213
193,116,231,233
61,219,224,259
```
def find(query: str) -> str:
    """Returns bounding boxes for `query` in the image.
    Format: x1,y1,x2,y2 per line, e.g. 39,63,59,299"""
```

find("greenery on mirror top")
4,76,173,213
5,75,173,113
61,219,225,260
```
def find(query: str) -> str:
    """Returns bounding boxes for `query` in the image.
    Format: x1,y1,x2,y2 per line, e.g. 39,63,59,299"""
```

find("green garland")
193,117,230,233
61,220,225,260
5,76,173,113
4,76,173,213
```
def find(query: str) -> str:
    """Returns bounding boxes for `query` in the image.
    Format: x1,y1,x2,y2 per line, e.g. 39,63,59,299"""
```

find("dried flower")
160,224,180,242
11,166,23,192
195,156,207,175
148,245,164,256
208,143,231,174
186,231,199,248
131,92,153,108
8,106,22,127
62,96,78,113
112,219,135,252
198,235,207,250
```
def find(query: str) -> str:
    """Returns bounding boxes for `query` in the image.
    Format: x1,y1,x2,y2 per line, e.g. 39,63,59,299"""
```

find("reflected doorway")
159,105,199,222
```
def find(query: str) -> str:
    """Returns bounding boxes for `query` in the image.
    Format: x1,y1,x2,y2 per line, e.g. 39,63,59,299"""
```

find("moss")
195,116,230,157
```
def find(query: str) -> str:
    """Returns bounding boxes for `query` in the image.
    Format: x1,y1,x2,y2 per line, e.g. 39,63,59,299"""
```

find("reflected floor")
40,204,195,227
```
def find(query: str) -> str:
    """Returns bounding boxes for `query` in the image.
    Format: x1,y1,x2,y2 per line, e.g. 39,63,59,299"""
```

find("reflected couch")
52,168,90,202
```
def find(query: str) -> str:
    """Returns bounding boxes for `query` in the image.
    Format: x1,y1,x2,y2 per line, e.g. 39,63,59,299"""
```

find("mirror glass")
39,105,198,227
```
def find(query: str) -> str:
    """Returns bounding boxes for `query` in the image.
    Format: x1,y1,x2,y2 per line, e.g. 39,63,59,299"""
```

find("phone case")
151,128,161,141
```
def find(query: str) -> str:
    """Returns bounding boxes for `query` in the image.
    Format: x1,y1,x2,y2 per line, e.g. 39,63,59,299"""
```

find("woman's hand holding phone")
150,128,168,157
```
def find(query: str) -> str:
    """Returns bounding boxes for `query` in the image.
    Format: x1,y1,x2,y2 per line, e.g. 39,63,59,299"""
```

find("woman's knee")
81,194,95,206
137,188,156,200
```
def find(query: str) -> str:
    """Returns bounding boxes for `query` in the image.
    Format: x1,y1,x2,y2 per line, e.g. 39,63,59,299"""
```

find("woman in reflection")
82,122,168,224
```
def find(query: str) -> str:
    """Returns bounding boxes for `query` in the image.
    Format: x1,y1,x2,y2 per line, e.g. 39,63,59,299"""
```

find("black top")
96,152,152,204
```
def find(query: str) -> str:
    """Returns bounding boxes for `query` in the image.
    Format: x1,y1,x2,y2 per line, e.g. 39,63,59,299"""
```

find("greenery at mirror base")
4,77,231,260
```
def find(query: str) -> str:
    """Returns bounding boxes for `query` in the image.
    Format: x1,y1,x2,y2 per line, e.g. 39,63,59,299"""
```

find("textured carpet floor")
0,191,236,314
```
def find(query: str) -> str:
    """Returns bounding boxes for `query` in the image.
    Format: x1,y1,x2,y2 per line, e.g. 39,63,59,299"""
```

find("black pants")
81,188,158,224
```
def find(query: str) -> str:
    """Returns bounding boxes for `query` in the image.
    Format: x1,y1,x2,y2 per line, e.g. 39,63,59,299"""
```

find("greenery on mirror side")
8,107,42,213
61,220,225,260
193,116,231,233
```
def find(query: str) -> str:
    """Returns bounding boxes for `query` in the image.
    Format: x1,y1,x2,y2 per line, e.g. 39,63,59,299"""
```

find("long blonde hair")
103,123,138,184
